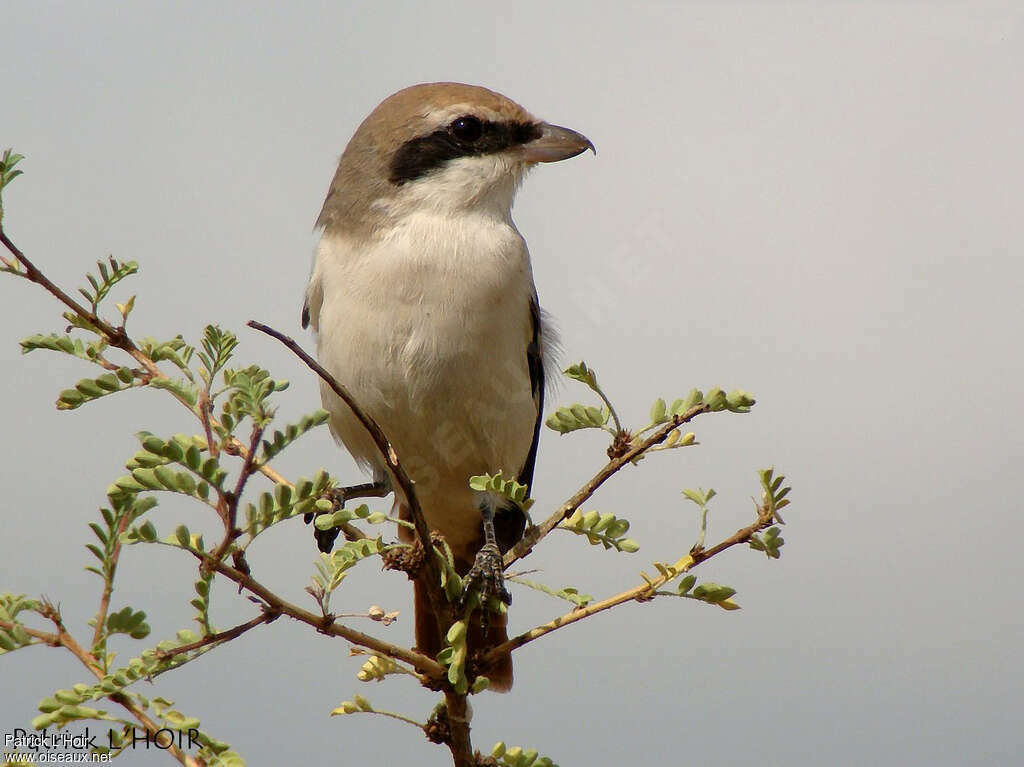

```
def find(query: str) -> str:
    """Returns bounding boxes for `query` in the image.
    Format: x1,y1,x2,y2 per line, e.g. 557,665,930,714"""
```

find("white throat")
374,154,527,225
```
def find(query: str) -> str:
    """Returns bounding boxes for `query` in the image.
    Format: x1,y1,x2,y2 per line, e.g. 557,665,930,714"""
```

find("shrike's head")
316,82,593,235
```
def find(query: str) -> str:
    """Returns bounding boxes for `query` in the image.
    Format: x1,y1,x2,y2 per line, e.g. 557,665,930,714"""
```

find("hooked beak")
519,122,595,163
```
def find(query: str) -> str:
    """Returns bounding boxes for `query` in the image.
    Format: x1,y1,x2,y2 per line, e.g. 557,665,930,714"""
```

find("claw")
461,541,512,609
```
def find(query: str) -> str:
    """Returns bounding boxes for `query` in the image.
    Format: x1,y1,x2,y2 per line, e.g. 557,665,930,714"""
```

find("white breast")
307,210,539,550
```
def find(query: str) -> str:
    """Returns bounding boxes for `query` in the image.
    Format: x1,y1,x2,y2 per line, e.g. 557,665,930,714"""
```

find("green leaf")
563,361,598,390
258,409,330,463
149,376,199,407
649,397,667,424
545,404,608,434
197,325,239,384
468,471,534,511
559,509,638,553
508,576,593,608
76,256,139,312
56,371,136,410
726,389,756,413
106,606,151,640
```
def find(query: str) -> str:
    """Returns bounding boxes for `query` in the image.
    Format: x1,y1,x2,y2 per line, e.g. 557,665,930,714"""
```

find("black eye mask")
389,117,542,185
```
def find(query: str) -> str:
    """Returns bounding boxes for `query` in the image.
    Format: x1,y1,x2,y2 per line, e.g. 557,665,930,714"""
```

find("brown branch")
486,504,774,664
0,619,60,647
197,390,219,459
155,608,279,659
189,547,444,681
209,423,263,564
504,404,710,568
1,229,160,376
246,321,449,637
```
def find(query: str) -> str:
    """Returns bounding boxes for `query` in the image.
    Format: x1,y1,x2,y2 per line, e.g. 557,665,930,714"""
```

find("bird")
302,82,592,691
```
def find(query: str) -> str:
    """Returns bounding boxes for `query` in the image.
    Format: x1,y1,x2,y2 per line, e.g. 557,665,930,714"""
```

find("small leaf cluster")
312,500,388,533
311,537,386,613
682,486,716,551
491,742,559,767
544,402,609,434
140,335,195,376
85,493,156,580
332,694,374,716
197,325,239,385
675,575,740,611
76,256,138,315
559,509,639,553
507,577,593,609
759,468,792,524
356,653,404,683
191,572,215,634
112,432,225,507
55,366,140,410
469,470,534,511
0,594,37,654
220,365,289,429
546,363,755,468
0,148,25,225
258,409,329,464
250,470,337,538
437,620,470,694
22,332,119,365
749,526,785,559
105,606,150,640
546,361,618,435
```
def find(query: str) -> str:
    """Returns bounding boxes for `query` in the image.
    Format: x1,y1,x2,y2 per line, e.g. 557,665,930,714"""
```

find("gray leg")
461,499,512,617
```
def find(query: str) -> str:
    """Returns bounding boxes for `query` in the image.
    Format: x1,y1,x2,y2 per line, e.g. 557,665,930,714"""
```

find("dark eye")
450,116,483,143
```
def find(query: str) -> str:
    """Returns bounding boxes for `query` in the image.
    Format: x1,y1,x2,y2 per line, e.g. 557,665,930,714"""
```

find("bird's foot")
460,541,512,614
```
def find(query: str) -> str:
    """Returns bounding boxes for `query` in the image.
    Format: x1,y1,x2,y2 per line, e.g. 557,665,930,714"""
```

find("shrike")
303,82,592,690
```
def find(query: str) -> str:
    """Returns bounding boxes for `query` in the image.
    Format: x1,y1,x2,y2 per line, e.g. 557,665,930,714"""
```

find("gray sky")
2,2,1022,765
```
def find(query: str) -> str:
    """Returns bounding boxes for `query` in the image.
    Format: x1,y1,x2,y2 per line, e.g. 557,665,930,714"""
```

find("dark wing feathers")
517,296,545,493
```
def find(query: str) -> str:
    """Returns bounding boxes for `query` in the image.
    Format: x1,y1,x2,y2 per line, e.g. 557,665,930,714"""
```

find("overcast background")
2,2,1022,765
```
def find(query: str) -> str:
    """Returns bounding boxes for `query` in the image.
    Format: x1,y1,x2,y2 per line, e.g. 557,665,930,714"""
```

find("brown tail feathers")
413,577,513,692
398,504,514,692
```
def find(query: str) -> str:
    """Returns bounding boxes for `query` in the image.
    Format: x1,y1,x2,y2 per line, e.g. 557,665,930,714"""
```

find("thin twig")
505,404,711,568
90,509,135,653
189,547,444,681
155,608,279,659
198,390,219,460
210,423,263,563
486,505,774,663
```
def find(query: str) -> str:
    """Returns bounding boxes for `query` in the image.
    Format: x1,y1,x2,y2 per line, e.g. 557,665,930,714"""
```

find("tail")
413,578,514,692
